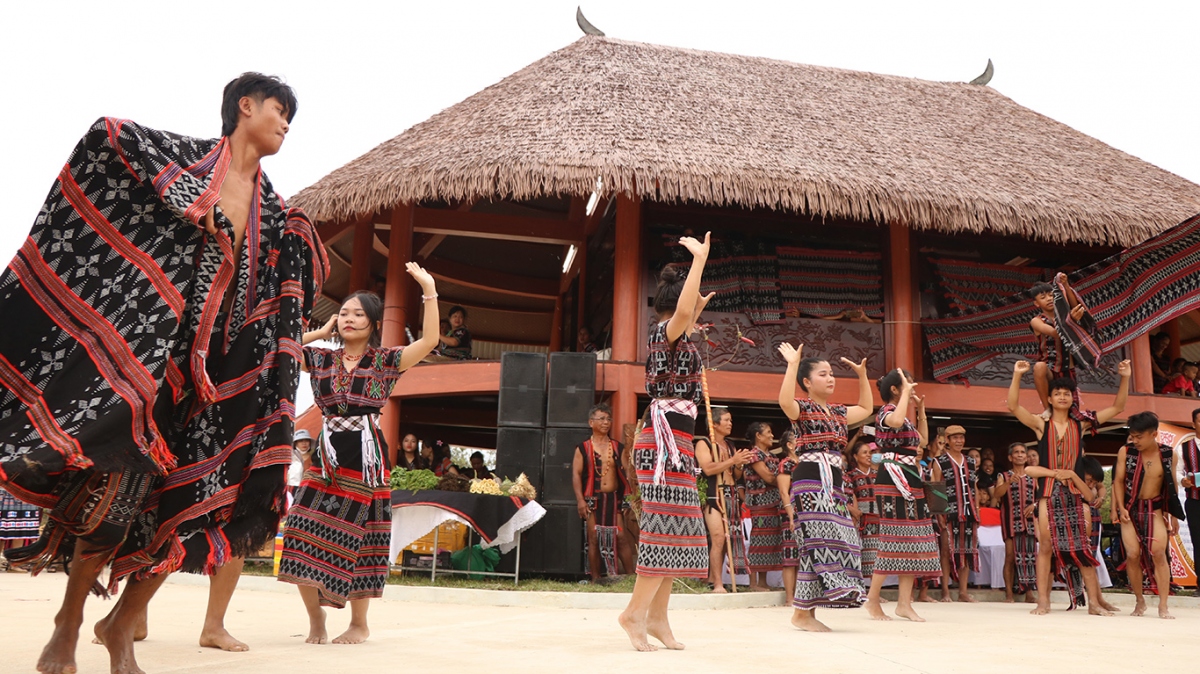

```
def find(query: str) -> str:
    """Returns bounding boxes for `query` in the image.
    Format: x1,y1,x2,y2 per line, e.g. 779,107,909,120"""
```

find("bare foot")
791,613,832,632
1024,592,1037,604
618,611,657,652
38,624,79,674
1159,606,1175,620
1003,593,1015,603
894,603,925,622
958,593,978,603
199,627,249,652
646,620,684,650
938,594,953,603
1130,599,1146,617
1088,604,1115,617
865,600,891,621
92,612,147,645
916,593,935,603
1029,603,1050,616
96,615,144,674
1098,597,1120,613
306,608,328,645
332,624,369,644
709,584,727,594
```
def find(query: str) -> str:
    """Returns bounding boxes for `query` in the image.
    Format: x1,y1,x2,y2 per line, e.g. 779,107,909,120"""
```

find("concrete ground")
1,572,1193,674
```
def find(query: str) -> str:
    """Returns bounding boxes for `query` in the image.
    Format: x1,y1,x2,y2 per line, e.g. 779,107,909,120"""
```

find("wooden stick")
701,366,738,593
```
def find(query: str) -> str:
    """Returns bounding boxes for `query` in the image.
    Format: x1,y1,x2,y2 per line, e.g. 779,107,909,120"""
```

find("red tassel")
147,435,178,473
191,351,218,407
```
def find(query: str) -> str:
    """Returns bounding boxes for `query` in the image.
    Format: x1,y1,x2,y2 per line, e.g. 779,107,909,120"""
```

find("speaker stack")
494,351,597,576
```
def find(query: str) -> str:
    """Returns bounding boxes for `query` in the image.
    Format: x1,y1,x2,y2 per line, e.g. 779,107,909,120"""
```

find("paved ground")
1,572,1193,674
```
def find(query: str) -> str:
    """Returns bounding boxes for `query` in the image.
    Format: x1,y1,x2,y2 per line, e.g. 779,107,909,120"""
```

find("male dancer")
694,406,753,592
572,403,634,580
1007,359,1130,615
0,73,324,673
1029,276,1087,413
993,443,1037,603
1180,408,1200,596
936,426,979,602
1113,412,1180,619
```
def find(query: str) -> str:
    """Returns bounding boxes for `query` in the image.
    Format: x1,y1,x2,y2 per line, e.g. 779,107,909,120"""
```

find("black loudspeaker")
542,426,593,504
546,352,596,427
495,427,544,493
522,503,586,576
498,352,547,427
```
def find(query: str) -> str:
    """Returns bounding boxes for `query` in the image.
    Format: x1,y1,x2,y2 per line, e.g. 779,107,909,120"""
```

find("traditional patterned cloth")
440,326,472,360
744,448,783,572
591,491,622,576
0,488,40,544
872,405,940,576
925,212,1200,381
999,469,1038,593
1036,416,1099,608
698,436,750,575
0,118,326,586
846,467,879,577
278,466,391,609
666,238,784,324
1182,439,1200,502
936,453,980,579
777,455,799,568
777,246,884,319
930,257,1049,314
634,322,707,578
1121,444,1177,591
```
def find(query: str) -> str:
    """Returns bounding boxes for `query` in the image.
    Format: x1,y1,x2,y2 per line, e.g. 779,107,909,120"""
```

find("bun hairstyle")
744,421,771,443
654,263,687,314
796,357,828,392
876,369,912,403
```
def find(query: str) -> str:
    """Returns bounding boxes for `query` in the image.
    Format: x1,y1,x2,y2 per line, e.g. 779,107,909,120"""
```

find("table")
389,490,546,583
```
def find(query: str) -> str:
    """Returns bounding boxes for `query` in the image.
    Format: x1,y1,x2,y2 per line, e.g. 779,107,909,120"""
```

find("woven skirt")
873,462,940,576
858,514,880,577
278,467,392,608
633,413,707,578
790,465,864,609
947,517,980,580
0,488,41,544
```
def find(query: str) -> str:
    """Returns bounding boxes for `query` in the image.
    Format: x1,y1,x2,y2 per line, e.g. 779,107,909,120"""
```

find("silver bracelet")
422,293,438,301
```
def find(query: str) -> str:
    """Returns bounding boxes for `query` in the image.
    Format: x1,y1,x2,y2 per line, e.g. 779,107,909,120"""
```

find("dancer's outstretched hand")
840,357,868,377
406,262,436,292
679,231,711,259
778,342,803,365
1013,360,1031,375
899,369,917,394
695,291,716,315
1116,360,1132,377
1069,305,1086,321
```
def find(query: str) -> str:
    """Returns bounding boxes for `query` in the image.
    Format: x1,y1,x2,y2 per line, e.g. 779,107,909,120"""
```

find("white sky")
3,1,1198,411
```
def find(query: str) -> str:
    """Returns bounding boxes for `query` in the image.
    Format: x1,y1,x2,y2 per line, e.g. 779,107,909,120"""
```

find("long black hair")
335,291,384,348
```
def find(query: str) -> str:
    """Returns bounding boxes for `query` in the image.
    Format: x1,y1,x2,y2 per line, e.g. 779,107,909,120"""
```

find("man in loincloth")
993,442,1037,603
1007,360,1129,616
694,406,753,592
572,403,634,580
1113,412,1181,619
936,425,979,602
0,73,325,673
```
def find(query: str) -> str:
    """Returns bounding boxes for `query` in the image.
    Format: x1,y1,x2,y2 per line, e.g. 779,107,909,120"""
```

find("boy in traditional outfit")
1007,359,1130,616
0,73,324,673
1180,408,1200,595
936,425,979,602
1029,277,1088,414
993,443,1037,603
572,403,633,580
1113,412,1180,619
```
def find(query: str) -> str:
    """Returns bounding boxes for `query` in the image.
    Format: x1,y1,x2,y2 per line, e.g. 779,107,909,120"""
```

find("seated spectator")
1150,333,1171,392
397,433,425,470
578,326,598,353
423,440,458,476
439,306,472,360
1162,361,1199,396
468,451,494,479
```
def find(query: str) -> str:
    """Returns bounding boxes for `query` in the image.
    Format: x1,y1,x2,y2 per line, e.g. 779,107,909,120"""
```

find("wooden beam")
349,220,374,292
1167,319,1182,360
413,207,582,246
316,216,363,247
418,234,446,259
1133,333,1154,394
423,256,559,300
380,204,413,458
885,221,918,376
611,194,643,435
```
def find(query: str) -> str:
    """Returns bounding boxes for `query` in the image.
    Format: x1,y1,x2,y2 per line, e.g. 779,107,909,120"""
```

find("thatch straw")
291,36,1200,246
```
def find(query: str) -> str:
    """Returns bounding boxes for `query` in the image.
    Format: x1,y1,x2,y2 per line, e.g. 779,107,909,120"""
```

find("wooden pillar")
550,295,564,352
1132,333,1154,394
885,221,918,376
611,194,642,434
380,204,413,459
576,247,588,348
1166,320,1182,360
349,219,374,293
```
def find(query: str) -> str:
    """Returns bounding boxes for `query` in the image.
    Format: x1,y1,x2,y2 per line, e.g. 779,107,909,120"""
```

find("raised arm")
881,369,915,429
913,392,929,447
665,233,711,344
1094,360,1132,426
398,263,441,372
841,357,875,426
1007,361,1044,435
777,342,803,420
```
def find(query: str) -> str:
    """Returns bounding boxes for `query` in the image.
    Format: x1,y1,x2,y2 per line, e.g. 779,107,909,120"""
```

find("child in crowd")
1029,278,1088,413
1162,361,1198,396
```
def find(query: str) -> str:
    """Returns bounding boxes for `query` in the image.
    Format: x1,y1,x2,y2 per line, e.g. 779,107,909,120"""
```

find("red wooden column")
349,219,375,293
611,194,642,434
885,221,918,376
1132,333,1154,394
1166,320,1182,360
380,204,413,463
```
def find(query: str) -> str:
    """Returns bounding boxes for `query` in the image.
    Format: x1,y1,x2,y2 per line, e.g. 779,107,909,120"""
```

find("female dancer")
744,421,783,590
777,346,871,631
864,369,940,621
278,263,441,644
775,429,800,604
845,437,880,584
695,407,754,592
618,233,714,652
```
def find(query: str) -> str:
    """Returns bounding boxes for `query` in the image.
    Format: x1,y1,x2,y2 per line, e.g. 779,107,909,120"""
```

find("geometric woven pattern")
789,464,865,610
744,448,783,572
632,422,707,579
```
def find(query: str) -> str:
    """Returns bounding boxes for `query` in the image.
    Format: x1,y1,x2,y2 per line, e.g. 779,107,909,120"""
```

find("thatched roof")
292,36,1200,246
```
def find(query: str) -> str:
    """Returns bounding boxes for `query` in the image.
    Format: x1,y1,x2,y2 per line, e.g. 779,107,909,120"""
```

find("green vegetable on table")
390,467,440,492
